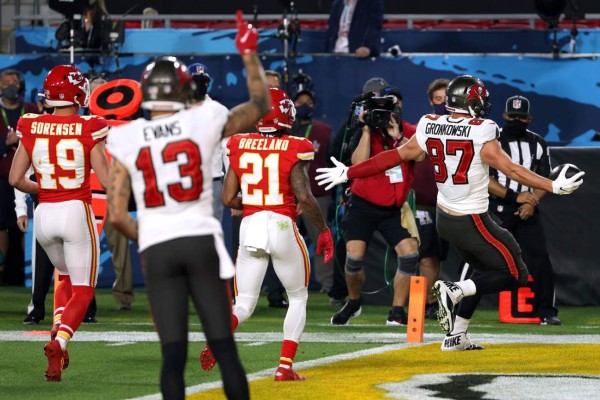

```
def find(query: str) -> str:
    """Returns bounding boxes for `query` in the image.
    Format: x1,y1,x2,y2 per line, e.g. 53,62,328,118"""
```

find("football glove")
551,164,584,195
316,229,334,264
315,157,349,191
234,10,259,55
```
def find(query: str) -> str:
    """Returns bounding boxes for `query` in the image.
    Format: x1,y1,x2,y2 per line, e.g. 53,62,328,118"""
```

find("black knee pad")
345,255,364,275
397,252,419,276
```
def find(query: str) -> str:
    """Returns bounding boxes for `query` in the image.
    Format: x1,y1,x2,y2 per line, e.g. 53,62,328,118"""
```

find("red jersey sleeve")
84,115,109,143
294,137,315,161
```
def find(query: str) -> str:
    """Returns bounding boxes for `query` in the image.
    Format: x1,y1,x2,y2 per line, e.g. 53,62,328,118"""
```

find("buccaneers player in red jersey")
200,87,334,381
9,64,109,382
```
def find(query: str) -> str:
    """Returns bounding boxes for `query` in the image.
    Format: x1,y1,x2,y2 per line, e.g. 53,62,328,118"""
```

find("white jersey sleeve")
416,114,499,214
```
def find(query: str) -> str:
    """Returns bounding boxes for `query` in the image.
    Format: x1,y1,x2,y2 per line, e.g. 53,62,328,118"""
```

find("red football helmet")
257,87,296,133
43,65,90,108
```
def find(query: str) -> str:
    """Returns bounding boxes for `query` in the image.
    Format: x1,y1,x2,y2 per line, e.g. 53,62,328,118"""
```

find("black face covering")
2,85,21,101
503,119,528,138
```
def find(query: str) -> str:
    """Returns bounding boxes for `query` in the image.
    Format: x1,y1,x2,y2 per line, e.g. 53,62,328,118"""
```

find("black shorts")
0,179,17,230
342,194,410,247
415,210,448,260
436,207,528,285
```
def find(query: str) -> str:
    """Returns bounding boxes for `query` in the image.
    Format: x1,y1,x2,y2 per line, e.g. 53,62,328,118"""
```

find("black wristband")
504,189,518,204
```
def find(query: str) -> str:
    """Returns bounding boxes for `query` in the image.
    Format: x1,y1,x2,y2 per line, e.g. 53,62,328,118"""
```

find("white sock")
457,279,477,296
57,336,68,350
451,316,470,335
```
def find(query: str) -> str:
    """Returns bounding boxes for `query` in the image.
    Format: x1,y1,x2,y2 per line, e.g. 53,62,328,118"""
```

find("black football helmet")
141,56,194,111
445,75,492,118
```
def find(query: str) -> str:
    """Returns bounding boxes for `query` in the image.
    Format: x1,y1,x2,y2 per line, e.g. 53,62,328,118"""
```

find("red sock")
57,286,95,342
54,275,72,310
279,340,299,369
231,313,239,332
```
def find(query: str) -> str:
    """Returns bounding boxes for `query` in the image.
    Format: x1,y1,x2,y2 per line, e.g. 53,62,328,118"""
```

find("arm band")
504,188,518,204
347,149,402,179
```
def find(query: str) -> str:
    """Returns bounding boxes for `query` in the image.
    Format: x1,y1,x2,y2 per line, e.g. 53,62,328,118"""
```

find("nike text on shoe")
330,302,362,325
432,281,464,333
274,366,306,381
200,344,216,371
441,331,484,351
44,340,65,381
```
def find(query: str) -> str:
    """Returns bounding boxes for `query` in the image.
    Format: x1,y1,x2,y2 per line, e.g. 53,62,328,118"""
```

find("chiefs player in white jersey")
106,11,268,400
199,87,334,381
9,64,110,381
316,75,583,350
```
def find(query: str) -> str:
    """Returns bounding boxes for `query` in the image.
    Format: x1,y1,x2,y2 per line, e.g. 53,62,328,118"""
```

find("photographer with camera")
331,77,422,326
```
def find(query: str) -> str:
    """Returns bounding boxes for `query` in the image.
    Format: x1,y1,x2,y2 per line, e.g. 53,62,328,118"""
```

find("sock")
278,339,298,369
451,316,470,335
54,275,72,311
53,307,64,327
348,298,361,308
57,286,95,349
457,279,477,296
391,306,405,315
231,313,239,332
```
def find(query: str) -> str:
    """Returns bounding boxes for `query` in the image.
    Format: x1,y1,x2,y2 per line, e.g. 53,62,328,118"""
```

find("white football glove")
315,157,349,191
551,164,585,195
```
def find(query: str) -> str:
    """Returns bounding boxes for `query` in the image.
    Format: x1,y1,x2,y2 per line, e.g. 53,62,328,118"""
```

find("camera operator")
55,0,110,51
331,78,422,326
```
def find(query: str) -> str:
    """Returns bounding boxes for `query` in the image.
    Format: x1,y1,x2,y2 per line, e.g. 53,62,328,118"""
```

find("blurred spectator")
291,88,335,294
326,0,384,58
142,7,159,29
55,0,110,51
0,69,38,285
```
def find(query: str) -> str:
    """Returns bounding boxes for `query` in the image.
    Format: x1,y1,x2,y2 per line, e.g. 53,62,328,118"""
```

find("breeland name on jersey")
237,137,290,151
424,122,472,137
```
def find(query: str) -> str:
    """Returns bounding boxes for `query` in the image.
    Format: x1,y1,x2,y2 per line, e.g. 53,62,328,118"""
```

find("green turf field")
1,287,599,399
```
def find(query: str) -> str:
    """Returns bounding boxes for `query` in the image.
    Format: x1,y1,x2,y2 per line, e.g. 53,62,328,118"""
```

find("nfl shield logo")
512,99,522,110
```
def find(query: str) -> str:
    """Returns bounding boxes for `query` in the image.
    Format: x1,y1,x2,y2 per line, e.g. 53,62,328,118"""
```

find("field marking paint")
2,331,600,344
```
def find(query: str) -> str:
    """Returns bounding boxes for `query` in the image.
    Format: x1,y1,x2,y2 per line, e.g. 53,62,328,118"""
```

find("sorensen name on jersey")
425,122,472,137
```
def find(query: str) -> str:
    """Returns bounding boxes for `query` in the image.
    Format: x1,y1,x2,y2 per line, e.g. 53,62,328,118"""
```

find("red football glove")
316,229,334,264
234,10,258,55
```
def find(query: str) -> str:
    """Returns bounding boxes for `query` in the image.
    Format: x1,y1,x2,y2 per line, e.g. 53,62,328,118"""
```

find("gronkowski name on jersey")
227,133,314,220
17,113,108,204
415,114,499,214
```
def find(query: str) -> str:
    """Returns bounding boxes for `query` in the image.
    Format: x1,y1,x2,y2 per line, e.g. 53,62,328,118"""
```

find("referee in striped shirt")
488,95,561,325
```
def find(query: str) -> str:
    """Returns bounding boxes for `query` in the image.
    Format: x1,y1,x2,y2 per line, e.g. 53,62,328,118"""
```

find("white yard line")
2,331,599,344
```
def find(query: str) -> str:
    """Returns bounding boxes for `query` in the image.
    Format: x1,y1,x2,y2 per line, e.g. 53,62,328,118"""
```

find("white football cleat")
441,331,484,351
